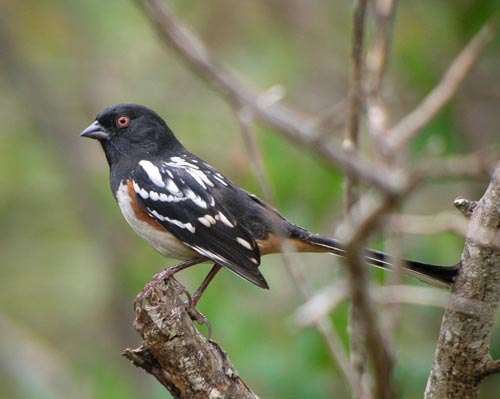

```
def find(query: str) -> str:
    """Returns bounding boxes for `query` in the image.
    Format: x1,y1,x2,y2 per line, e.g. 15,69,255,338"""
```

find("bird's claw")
186,305,213,339
133,270,212,338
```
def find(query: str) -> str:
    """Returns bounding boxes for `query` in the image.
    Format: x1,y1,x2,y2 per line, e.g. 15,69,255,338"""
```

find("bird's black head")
81,104,182,166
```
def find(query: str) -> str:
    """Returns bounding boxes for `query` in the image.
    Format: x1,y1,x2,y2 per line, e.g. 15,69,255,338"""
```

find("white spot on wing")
139,160,165,188
184,222,195,233
169,156,185,163
149,191,160,201
236,237,253,250
198,214,217,227
193,196,207,208
182,188,207,208
186,168,207,189
197,216,211,227
165,157,216,189
213,173,228,186
148,208,196,233
165,179,181,195
133,181,141,193
218,212,234,227
150,209,165,221
205,215,216,225
132,180,149,199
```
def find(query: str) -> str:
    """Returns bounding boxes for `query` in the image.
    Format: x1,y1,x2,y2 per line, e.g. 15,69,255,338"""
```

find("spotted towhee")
81,104,457,298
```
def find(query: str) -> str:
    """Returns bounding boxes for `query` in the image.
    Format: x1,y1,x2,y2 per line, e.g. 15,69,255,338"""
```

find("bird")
81,103,458,303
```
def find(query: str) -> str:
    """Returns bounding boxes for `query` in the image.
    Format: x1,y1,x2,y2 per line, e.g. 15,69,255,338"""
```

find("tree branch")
345,1,370,397
135,0,410,195
123,279,258,399
294,284,450,329
342,193,399,399
425,161,500,398
383,20,495,154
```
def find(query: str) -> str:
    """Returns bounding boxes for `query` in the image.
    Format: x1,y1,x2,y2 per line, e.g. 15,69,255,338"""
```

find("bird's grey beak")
80,121,109,140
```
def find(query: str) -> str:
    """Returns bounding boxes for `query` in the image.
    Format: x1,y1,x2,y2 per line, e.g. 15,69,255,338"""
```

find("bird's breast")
115,181,198,260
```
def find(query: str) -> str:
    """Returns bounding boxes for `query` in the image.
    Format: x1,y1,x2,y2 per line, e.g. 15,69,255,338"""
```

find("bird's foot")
134,258,206,309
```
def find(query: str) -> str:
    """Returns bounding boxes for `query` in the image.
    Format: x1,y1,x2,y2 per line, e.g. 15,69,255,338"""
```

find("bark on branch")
425,161,500,398
123,279,258,399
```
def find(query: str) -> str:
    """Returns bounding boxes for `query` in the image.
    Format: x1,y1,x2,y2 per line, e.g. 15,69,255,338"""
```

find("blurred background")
0,1,499,398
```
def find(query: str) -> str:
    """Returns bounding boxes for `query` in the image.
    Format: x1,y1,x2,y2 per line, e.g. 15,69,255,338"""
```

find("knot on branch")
454,196,478,218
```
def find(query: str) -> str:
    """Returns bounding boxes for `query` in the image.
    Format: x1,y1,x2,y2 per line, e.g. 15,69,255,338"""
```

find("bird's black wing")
131,155,268,288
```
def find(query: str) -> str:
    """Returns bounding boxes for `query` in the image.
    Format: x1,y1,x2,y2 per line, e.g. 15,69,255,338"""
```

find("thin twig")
294,284,450,328
345,0,368,163
344,0,366,208
345,1,369,397
375,285,450,308
416,149,497,179
364,1,403,343
387,212,468,236
367,0,397,96
342,194,401,399
365,0,397,149
281,252,354,385
384,20,495,154
234,106,275,201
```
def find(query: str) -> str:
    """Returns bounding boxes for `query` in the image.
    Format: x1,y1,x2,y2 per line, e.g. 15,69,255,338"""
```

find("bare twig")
416,149,497,179
234,106,275,201
342,194,399,399
136,0,409,195
282,253,353,386
367,0,397,95
365,0,397,148
344,0,367,209
365,0,403,344
384,20,495,154
425,162,500,398
294,284,450,328
123,279,258,399
335,184,417,399
375,285,450,308
344,1,370,397
345,0,368,163
388,212,468,236
292,282,348,328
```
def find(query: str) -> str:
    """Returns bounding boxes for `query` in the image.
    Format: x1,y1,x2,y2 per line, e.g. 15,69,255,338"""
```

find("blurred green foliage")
0,1,499,398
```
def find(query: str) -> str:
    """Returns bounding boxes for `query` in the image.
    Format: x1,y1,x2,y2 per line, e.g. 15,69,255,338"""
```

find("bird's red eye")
116,116,130,127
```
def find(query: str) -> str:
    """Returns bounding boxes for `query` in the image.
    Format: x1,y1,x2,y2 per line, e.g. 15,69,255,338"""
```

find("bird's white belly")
115,182,197,260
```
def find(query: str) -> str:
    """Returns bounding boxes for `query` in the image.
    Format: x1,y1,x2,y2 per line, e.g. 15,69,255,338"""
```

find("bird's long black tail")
304,234,459,289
